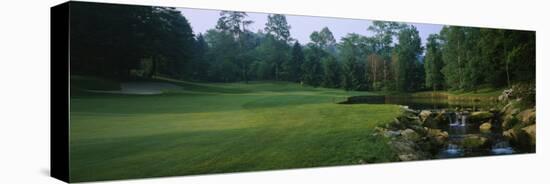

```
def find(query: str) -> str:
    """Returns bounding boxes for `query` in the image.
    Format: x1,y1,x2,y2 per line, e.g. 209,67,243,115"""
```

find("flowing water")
437,111,516,158
343,95,523,158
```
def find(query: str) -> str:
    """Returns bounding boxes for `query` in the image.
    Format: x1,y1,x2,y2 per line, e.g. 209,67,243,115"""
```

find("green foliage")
282,42,305,82
265,14,292,42
310,27,337,55
441,26,535,91
70,3,195,80
367,21,407,57
339,34,368,91
321,56,341,88
394,25,423,91
255,34,290,81
424,34,445,90
301,44,325,87
71,2,535,94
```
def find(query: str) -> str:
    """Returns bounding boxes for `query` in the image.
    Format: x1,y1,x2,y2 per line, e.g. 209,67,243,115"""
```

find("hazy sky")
179,8,443,47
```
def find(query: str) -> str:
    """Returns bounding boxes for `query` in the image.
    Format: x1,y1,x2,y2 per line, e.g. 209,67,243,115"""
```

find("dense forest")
70,3,535,92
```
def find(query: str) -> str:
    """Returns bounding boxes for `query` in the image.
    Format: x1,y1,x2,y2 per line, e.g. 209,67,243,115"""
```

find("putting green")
69,79,401,182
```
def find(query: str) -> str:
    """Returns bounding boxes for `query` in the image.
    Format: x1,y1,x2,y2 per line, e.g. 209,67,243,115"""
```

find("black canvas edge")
51,1,70,183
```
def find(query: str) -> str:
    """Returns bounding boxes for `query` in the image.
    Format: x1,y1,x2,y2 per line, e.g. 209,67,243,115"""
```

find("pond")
341,95,528,159
340,95,497,111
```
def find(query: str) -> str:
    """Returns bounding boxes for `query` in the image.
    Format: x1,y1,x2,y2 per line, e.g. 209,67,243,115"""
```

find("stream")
343,95,524,158
437,111,516,158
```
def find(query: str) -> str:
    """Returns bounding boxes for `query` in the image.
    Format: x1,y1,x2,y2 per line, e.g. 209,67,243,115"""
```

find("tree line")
70,3,535,92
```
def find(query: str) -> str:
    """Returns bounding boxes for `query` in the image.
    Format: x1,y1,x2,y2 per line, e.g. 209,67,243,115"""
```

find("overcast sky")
178,8,443,47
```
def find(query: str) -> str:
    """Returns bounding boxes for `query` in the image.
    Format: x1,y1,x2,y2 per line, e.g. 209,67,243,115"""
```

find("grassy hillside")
69,77,402,182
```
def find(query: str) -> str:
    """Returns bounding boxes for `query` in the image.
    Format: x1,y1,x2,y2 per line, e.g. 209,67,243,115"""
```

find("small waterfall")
491,141,515,155
439,143,464,158
449,111,466,127
445,144,462,154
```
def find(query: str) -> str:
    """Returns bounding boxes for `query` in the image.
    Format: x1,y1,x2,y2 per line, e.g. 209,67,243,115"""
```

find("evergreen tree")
394,25,423,91
321,56,341,88
424,34,445,91
284,42,305,82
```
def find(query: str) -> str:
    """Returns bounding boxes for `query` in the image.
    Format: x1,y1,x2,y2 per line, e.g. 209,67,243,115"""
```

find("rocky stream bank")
372,85,536,161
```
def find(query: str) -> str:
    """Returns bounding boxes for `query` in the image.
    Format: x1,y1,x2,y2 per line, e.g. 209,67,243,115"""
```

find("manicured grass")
69,79,401,182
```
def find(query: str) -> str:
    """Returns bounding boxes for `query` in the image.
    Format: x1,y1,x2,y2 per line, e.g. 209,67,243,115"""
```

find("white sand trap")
87,82,182,95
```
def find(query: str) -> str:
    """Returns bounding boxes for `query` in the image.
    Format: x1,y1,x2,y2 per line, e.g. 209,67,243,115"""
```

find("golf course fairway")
69,78,401,182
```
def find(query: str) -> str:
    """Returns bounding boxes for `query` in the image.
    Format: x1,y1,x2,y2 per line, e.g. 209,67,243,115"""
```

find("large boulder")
501,101,521,117
389,139,417,154
469,111,494,124
479,122,492,132
383,130,401,138
386,118,406,130
522,124,536,146
421,111,448,129
419,110,432,122
426,128,449,145
430,111,449,127
502,114,520,130
409,125,427,135
503,128,518,142
398,153,423,161
504,126,534,151
401,129,420,142
462,135,489,149
389,139,428,161
517,108,536,126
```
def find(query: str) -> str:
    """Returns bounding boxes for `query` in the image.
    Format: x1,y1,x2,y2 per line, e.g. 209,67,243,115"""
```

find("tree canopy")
71,4,535,93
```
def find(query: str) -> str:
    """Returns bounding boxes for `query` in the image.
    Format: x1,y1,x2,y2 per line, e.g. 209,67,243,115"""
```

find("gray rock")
401,129,420,141
398,153,421,161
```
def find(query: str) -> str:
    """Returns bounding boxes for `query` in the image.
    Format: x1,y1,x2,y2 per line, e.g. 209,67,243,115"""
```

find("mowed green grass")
69,79,401,182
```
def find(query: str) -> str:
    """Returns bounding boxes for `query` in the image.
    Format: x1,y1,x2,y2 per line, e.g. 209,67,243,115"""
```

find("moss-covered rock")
522,124,536,146
389,139,430,161
503,128,518,142
401,129,420,142
469,111,494,124
462,135,489,149
504,126,534,151
517,108,536,126
421,111,449,129
502,114,520,130
426,128,448,145
479,122,492,132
